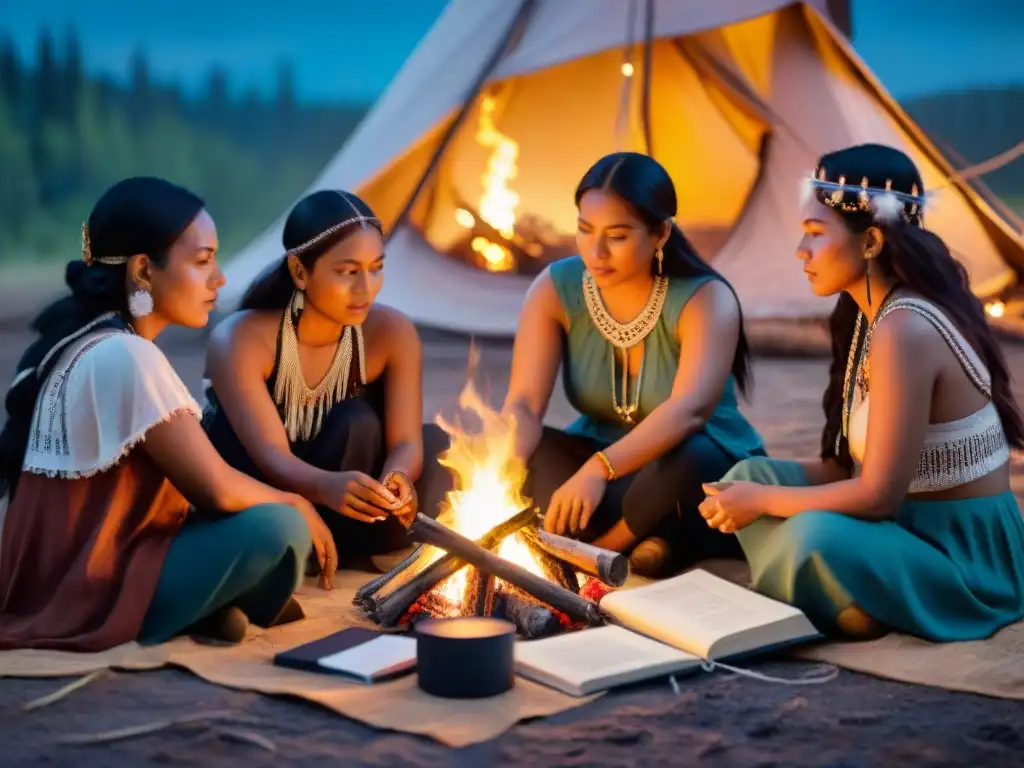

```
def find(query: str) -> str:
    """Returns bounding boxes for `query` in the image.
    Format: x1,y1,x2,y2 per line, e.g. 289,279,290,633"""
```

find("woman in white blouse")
0,177,336,651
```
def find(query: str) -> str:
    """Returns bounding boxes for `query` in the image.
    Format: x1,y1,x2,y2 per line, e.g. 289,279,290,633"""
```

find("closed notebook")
274,627,417,684
515,569,820,697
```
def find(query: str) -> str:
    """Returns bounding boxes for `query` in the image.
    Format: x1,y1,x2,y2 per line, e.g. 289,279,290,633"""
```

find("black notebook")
274,628,417,684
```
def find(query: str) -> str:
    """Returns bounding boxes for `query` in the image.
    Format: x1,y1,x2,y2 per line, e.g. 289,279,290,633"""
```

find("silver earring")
128,289,154,319
291,289,305,317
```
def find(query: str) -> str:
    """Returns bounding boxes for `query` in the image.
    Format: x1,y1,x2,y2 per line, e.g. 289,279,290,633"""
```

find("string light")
985,301,1006,318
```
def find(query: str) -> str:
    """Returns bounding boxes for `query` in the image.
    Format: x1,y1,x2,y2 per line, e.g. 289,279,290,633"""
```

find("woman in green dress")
701,143,1024,641
499,152,766,576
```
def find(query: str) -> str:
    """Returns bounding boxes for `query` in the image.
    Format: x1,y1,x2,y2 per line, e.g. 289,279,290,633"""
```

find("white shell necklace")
582,271,669,424
273,307,366,442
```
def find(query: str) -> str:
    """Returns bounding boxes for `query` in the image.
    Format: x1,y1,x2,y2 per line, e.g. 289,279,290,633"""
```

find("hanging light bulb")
621,62,634,77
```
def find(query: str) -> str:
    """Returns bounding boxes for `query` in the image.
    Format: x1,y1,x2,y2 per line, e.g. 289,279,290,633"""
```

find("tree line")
0,29,1020,267
0,29,368,263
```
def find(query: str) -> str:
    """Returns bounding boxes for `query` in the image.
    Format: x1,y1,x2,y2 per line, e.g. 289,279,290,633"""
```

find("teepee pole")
384,0,539,244
640,0,656,157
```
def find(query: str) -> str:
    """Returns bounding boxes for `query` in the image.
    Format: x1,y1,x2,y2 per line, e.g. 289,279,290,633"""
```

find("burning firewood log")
465,571,497,617
526,528,630,587
517,529,579,593
496,585,564,639
355,544,426,601
355,507,537,626
408,513,604,627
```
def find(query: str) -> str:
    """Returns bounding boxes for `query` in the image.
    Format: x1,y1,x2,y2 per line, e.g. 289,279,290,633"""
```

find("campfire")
354,350,627,639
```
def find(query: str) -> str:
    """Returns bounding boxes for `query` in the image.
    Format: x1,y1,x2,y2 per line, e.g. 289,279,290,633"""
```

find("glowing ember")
425,346,546,606
985,300,1006,318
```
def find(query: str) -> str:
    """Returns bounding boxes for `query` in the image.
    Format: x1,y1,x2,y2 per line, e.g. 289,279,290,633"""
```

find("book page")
600,570,807,657
317,635,417,679
515,626,697,695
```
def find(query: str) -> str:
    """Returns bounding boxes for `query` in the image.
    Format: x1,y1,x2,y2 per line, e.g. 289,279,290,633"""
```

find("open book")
515,569,820,696
275,628,417,684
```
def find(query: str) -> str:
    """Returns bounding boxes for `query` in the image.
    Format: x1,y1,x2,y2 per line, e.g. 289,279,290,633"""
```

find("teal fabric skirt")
720,457,1024,641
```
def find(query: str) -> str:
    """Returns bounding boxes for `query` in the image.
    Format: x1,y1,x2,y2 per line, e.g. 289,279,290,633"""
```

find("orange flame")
426,344,545,605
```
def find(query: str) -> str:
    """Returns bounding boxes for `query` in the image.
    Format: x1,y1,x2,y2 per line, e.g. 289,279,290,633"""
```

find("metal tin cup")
415,617,516,699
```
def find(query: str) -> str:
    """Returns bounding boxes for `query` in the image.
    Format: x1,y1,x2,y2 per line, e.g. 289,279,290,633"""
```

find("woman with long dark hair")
0,177,334,651
700,143,1024,641
498,152,765,575
203,190,447,565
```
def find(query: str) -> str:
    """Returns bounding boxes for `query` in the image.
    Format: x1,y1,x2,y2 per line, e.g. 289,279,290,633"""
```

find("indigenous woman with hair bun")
701,143,1024,641
203,190,447,565
498,152,766,577
0,178,332,651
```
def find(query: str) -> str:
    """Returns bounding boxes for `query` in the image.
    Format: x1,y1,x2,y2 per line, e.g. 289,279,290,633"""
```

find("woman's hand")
284,494,338,591
320,471,401,523
698,481,770,534
383,470,418,529
544,464,608,536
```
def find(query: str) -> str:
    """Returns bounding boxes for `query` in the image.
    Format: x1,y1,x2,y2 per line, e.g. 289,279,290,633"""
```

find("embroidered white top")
22,331,201,480
847,298,1010,493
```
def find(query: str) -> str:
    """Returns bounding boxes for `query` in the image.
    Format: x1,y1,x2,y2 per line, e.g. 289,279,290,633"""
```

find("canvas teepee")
221,0,1024,336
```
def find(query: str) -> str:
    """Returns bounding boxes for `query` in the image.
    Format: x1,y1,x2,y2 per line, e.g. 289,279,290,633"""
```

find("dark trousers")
525,426,748,570
204,397,448,560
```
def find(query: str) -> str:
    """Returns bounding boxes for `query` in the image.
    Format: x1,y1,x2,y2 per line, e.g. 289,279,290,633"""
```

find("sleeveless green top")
549,256,764,460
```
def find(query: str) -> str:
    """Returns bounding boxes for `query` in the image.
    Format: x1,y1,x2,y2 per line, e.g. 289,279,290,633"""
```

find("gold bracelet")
594,450,617,481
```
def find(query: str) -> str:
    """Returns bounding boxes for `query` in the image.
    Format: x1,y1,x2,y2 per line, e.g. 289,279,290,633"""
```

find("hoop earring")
128,289,153,319
865,259,873,307
655,248,664,275
290,289,305,318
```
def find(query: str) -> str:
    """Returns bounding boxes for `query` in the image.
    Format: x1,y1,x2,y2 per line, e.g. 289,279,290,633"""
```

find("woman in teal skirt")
699,144,1024,642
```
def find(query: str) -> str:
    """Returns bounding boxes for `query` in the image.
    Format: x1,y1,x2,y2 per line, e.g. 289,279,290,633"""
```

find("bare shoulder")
364,303,421,350
868,305,944,382
208,310,279,362
872,304,942,352
678,278,740,330
527,266,558,301
523,266,565,322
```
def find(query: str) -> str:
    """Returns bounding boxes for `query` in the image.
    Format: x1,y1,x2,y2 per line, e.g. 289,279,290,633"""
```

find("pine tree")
34,30,60,124
62,27,84,125
127,46,152,131
0,37,21,113
206,65,230,132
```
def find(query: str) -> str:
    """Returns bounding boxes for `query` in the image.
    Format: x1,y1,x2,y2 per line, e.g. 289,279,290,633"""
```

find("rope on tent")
943,138,1024,185
614,0,638,151
640,0,656,157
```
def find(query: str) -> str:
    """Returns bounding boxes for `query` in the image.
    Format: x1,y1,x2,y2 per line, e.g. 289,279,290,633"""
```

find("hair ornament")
805,167,927,226
285,214,382,256
799,172,817,206
870,190,905,223
81,222,129,267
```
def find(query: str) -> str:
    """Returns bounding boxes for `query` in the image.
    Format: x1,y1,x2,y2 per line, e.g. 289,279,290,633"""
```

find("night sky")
4,0,1024,102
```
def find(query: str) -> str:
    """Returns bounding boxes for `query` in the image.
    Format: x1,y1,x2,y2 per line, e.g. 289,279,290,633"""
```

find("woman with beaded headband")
493,152,765,576
203,190,447,566
0,177,334,651
700,143,1024,641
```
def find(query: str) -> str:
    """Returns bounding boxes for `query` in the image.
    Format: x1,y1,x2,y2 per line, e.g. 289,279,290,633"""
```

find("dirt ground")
1,319,1024,767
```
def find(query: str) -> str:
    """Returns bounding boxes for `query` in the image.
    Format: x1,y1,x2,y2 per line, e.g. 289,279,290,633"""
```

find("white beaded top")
847,298,1010,493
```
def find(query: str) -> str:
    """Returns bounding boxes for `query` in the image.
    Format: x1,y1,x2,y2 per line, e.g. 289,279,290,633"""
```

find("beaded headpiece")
801,167,927,227
285,192,381,256
81,222,129,266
